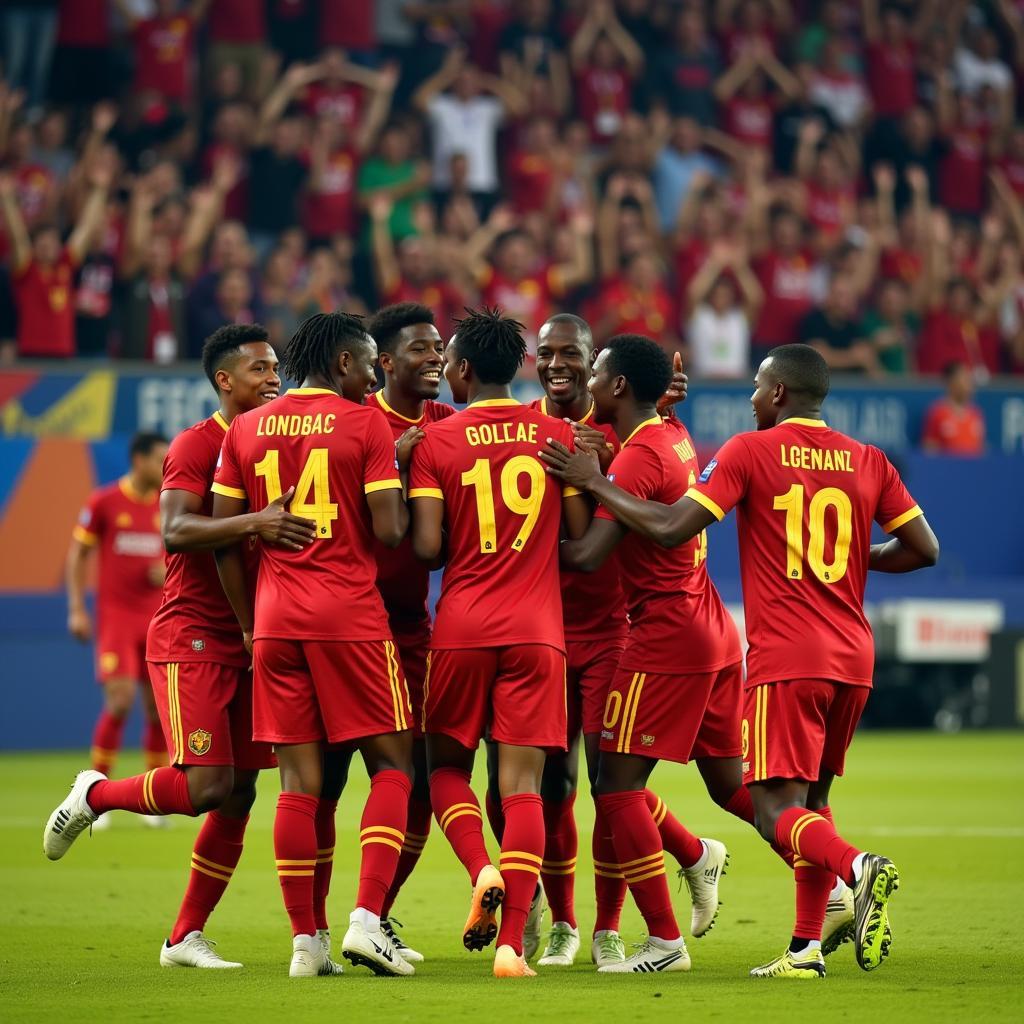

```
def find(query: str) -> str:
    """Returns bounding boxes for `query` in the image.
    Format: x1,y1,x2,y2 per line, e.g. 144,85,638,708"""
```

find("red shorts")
252,638,411,745
148,661,275,771
423,645,567,751
97,620,149,683
743,679,870,784
394,627,430,740
566,636,627,739
600,661,743,764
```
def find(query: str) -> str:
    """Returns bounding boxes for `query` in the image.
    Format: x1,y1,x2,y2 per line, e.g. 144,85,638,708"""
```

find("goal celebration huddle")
42,301,939,981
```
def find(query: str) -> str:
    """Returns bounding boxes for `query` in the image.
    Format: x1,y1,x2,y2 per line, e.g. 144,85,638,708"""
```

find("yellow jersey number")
254,448,339,539
772,483,852,584
460,455,545,554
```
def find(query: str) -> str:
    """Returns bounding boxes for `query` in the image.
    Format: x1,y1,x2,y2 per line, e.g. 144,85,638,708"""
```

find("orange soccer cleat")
493,944,537,978
463,864,505,951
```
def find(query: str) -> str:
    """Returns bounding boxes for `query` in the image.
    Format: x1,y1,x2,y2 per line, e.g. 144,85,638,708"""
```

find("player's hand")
568,421,615,473
396,426,426,472
657,352,688,414
254,486,318,549
242,630,254,657
540,438,602,490
68,607,93,643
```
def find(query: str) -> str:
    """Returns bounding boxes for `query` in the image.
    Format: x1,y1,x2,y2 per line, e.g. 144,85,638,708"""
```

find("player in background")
46,326,321,969
542,343,939,978
67,430,170,824
482,313,695,969
409,309,589,978
212,312,415,979
547,335,737,974
363,301,458,962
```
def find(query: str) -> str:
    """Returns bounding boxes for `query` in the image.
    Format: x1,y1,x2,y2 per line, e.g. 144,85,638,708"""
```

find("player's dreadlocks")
281,311,370,385
200,323,270,391
452,307,528,385
604,334,672,404
367,302,436,355
765,343,830,403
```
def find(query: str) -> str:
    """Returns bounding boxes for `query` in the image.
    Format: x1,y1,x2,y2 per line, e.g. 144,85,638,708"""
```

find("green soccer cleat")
591,930,627,968
853,853,899,972
750,947,826,979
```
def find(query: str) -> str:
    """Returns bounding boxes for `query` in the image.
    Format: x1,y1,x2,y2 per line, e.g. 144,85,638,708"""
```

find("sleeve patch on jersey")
882,505,923,534
211,482,247,500
685,487,725,521
365,479,404,495
698,459,718,483
562,486,581,498
408,487,444,500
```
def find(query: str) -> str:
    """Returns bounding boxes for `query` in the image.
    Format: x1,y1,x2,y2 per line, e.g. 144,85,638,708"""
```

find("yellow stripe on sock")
499,850,543,864
498,861,542,877
275,858,317,866
277,869,315,877
594,867,626,879
617,851,664,870
439,803,481,832
790,813,820,859
360,825,405,841
192,852,235,874
361,836,404,853
191,861,232,883
623,866,666,884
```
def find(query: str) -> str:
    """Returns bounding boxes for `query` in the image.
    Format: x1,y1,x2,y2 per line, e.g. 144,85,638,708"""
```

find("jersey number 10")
254,448,339,538
461,456,546,554
773,484,852,584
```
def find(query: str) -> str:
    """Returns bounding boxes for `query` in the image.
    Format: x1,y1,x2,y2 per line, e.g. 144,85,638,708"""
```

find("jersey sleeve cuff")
211,482,247,500
365,478,403,495
408,487,444,500
72,525,98,546
562,486,582,498
882,505,923,533
685,487,726,521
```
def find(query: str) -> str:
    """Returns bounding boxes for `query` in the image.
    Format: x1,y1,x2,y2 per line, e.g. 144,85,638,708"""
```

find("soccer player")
364,300,458,962
67,431,170,814
212,312,415,979
46,325,321,969
408,308,589,978
544,335,738,974
542,343,939,978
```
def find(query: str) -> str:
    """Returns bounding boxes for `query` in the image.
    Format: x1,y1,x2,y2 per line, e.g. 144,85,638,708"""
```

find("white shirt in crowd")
954,47,1013,96
426,94,504,192
687,304,751,379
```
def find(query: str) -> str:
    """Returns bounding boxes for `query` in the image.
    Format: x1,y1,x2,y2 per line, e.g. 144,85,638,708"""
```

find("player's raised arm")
869,513,940,572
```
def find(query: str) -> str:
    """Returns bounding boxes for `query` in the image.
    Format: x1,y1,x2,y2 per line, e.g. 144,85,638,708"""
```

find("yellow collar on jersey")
782,417,829,428
622,416,663,447
374,389,424,424
469,398,520,408
212,410,229,432
289,387,337,396
540,396,595,423
118,477,151,504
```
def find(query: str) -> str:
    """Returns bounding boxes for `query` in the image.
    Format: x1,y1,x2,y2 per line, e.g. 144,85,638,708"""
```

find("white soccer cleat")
680,838,729,937
591,930,627,968
43,770,103,860
597,937,691,974
381,918,423,963
537,922,580,966
822,883,855,956
341,920,414,976
289,933,327,977
159,931,243,969
316,929,344,975
92,812,112,831
142,814,170,829
522,884,547,961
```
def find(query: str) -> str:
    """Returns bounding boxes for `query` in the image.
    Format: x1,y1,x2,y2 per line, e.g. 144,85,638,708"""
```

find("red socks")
645,789,703,869
143,719,168,770
792,805,840,940
87,766,195,816
541,794,577,928
381,796,432,918
170,811,248,944
275,792,318,936
357,769,412,915
497,793,545,955
313,798,337,931
90,710,125,776
484,789,505,843
599,790,679,941
592,800,626,934
775,806,861,886
430,767,492,883
723,785,755,825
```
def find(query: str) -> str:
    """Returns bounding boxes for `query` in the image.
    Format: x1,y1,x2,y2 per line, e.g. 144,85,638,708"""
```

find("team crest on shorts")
191,638,205,652
188,729,213,756
640,734,655,747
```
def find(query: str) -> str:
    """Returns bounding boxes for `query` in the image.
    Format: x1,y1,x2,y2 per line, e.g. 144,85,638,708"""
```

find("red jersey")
575,66,632,143
57,0,111,47
13,249,78,357
674,237,710,294
385,278,463,336
303,83,363,131
305,148,358,238
507,151,556,214
133,15,194,103
366,391,456,636
480,266,562,357
408,398,578,651
723,96,774,149
597,275,678,339
939,127,986,215
531,397,627,641
688,417,923,688
73,478,163,628
805,181,853,240
595,417,740,673
921,398,985,454
321,0,373,47
879,246,923,285
147,412,258,667
15,163,55,225
212,388,402,641
754,250,816,343
208,0,265,43
865,40,916,118
918,309,1000,375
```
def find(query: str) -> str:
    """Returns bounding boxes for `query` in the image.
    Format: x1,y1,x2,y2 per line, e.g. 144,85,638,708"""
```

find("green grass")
2,733,1023,1022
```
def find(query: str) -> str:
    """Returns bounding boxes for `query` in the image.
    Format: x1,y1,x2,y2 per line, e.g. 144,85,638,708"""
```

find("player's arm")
869,514,940,573
367,488,409,549
161,486,316,553
410,494,444,564
65,534,95,642
559,516,626,573
211,492,255,652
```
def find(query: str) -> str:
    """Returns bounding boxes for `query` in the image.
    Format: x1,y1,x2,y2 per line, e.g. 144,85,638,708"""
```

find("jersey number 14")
254,448,339,538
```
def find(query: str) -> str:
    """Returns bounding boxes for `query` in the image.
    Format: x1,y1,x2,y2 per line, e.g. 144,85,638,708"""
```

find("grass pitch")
2,732,1022,1022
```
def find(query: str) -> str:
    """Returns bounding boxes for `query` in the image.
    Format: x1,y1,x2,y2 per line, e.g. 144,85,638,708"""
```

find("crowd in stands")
1,0,1023,420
